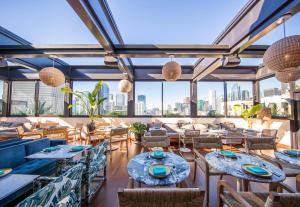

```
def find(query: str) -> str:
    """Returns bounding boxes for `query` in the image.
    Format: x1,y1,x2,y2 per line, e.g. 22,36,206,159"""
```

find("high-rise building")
137,95,146,111
263,88,281,97
135,101,145,115
241,90,250,100
231,83,241,101
99,83,110,114
116,93,125,106
208,89,216,110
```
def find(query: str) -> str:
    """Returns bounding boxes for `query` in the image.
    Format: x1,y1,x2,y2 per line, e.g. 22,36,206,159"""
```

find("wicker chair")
193,135,225,207
142,129,170,152
16,126,42,139
179,129,201,153
43,127,68,140
217,180,299,207
67,123,84,143
118,188,205,207
109,128,129,159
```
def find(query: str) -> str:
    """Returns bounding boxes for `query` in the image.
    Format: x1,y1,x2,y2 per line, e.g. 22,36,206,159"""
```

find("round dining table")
127,152,190,186
206,151,286,191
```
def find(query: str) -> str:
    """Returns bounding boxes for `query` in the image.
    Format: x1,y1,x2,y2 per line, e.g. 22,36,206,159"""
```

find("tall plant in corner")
61,80,106,131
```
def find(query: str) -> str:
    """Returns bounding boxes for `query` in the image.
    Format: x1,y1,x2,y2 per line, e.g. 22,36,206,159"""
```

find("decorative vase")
135,133,142,142
87,121,96,132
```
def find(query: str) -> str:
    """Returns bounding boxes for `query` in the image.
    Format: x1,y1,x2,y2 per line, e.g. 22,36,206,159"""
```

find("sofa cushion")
0,138,21,146
0,139,33,149
0,144,26,169
193,124,208,132
181,124,195,130
25,138,50,156
12,159,56,175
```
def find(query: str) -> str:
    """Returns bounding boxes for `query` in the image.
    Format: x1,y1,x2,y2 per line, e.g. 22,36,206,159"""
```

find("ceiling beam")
67,0,133,80
0,44,268,58
193,0,300,81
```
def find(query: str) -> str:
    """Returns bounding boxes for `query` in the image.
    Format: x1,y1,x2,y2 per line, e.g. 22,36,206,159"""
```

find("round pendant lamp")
263,35,300,73
39,67,65,87
118,79,132,93
275,66,300,83
162,56,182,81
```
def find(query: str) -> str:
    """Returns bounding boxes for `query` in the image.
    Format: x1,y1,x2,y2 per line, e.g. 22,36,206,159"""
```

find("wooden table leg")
296,174,300,192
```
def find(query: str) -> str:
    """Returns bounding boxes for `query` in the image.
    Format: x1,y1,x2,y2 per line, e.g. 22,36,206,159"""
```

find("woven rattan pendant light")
162,55,182,81
119,73,132,93
263,21,300,82
39,59,65,87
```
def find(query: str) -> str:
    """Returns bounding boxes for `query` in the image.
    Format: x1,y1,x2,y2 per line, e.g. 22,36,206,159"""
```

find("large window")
259,77,291,117
163,81,190,116
226,81,253,116
197,81,224,116
135,82,162,116
0,80,4,115
296,79,300,91
72,81,127,116
11,81,36,115
38,82,65,116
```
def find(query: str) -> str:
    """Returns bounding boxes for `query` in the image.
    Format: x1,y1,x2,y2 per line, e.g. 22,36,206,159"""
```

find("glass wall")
38,82,65,115
163,81,190,116
226,81,253,116
296,79,300,90
197,81,225,116
259,77,291,117
135,82,162,116
11,81,36,115
72,81,127,116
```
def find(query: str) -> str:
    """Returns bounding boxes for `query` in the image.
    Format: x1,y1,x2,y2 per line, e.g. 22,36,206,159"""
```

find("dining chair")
217,180,299,207
179,129,201,152
67,123,84,143
142,129,170,152
193,134,225,207
17,163,84,207
86,128,107,146
109,127,129,159
16,126,42,139
118,187,205,207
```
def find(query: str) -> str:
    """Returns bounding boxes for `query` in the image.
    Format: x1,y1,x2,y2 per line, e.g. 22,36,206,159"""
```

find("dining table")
25,144,91,175
127,152,190,186
206,151,286,191
274,150,300,169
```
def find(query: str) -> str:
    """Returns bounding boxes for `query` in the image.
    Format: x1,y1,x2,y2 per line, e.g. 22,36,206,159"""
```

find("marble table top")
206,151,285,183
0,174,39,205
275,151,300,168
127,152,190,186
25,144,90,160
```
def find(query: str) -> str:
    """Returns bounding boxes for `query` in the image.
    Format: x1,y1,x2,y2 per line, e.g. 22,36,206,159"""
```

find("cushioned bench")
0,138,66,176
0,138,33,149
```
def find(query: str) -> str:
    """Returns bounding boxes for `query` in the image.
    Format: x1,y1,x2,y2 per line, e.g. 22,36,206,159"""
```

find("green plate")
148,164,171,179
69,146,84,152
283,150,300,157
0,168,12,177
219,150,237,158
241,164,272,178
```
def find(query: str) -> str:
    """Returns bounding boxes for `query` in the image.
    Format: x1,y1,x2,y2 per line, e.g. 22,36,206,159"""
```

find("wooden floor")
92,142,296,207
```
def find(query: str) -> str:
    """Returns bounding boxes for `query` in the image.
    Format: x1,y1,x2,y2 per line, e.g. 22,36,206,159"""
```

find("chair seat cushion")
13,159,56,175
89,155,106,179
222,192,268,207
50,139,67,147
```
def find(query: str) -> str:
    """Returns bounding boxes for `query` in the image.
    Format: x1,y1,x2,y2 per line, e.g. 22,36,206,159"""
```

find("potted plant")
129,122,147,142
61,80,106,132
241,103,263,128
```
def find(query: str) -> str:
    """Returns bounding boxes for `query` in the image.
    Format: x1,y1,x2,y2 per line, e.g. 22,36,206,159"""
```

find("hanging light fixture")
118,73,132,93
162,55,182,81
263,18,300,83
39,59,65,87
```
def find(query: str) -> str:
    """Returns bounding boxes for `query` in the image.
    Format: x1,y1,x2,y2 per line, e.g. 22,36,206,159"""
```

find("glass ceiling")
254,12,300,45
106,0,249,44
240,58,262,66
59,58,105,65
0,0,98,44
132,58,198,66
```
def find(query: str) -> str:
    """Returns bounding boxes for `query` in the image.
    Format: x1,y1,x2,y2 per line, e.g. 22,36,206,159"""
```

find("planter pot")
87,121,96,132
135,133,142,142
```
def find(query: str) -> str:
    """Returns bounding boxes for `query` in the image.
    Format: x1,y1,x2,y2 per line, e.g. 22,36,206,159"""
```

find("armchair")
17,163,84,207
179,129,201,153
109,128,129,159
16,126,42,139
217,180,299,207
43,127,68,140
142,129,170,152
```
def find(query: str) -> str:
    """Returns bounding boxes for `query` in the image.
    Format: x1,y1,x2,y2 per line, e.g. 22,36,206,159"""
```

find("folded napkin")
285,150,300,156
246,166,268,175
220,150,236,157
0,170,4,175
43,146,60,152
71,146,84,152
153,166,166,176
153,151,164,157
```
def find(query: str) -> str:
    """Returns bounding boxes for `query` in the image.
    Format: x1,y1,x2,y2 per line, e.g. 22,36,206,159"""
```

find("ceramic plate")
283,150,300,157
219,150,237,158
150,151,166,159
148,164,171,179
241,164,272,178
0,168,12,177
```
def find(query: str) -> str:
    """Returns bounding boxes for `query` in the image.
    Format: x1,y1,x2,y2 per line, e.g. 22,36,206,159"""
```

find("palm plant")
241,103,263,128
61,80,106,131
